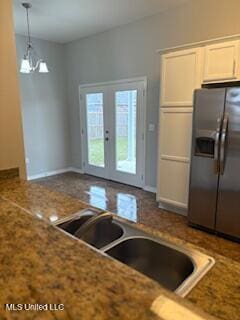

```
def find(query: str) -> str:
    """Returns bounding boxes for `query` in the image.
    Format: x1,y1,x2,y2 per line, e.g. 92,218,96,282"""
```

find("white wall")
16,35,70,178
64,0,240,188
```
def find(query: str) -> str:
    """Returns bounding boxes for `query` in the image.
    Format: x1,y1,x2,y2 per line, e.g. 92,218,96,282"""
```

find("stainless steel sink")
57,210,95,234
79,220,123,249
106,238,194,292
55,209,215,297
57,209,124,249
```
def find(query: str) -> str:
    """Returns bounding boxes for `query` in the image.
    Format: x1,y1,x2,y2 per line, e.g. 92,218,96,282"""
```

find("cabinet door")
203,40,240,82
157,108,193,209
161,48,203,107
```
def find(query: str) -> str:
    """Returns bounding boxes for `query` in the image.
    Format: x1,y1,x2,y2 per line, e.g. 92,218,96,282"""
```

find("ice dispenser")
195,130,216,157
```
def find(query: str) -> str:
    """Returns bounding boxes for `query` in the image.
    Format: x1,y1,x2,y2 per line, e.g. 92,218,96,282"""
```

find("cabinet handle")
233,60,236,75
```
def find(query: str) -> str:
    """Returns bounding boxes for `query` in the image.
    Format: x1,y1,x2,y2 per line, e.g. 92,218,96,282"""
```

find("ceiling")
13,0,189,44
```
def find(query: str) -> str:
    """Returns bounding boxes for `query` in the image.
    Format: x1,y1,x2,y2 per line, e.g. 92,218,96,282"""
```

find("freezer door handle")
220,114,229,175
214,117,222,174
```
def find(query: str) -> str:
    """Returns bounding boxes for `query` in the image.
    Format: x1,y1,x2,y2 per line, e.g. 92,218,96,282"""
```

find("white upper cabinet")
203,40,240,83
161,48,203,107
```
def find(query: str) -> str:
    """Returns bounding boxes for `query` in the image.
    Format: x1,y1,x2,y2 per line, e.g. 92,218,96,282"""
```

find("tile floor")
35,172,240,262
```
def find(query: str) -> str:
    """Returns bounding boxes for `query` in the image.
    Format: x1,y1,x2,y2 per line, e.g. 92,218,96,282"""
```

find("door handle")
214,117,222,174
220,114,229,175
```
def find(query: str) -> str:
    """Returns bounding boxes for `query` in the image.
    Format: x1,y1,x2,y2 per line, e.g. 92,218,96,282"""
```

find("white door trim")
79,77,147,89
79,77,147,188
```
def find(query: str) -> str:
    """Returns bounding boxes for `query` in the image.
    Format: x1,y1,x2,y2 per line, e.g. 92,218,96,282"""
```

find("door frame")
79,77,147,188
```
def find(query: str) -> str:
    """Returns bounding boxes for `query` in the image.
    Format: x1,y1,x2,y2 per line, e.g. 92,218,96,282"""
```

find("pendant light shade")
20,3,49,74
20,58,31,73
39,61,49,73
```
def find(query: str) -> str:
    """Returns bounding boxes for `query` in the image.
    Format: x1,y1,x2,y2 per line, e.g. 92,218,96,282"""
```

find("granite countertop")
0,176,239,320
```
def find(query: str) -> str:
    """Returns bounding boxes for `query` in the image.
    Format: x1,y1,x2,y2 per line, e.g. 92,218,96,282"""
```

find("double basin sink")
54,209,215,297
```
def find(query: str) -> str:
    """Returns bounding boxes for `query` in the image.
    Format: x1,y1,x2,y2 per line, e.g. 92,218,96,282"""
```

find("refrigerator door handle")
214,117,222,174
220,114,229,175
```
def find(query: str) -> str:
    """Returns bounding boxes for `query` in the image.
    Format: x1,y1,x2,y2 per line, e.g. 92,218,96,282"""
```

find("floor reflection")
86,186,108,210
85,186,138,222
116,193,137,222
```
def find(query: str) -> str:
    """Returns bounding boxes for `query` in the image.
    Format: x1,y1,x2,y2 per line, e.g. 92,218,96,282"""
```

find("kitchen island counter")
0,176,237,320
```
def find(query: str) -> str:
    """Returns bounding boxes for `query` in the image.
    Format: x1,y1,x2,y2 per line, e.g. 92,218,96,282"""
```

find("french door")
80,79,146,187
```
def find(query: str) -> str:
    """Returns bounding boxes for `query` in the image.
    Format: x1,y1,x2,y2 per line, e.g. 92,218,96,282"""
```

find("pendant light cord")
26,6,31,47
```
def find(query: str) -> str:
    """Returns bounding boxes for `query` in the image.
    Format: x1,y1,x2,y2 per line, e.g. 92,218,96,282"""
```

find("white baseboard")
69,167,84,174
27,167,84,181
158,201,187,216
143,186,157,193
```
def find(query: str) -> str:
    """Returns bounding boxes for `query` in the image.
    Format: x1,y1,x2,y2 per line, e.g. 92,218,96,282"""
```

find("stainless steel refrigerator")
189,87,240,241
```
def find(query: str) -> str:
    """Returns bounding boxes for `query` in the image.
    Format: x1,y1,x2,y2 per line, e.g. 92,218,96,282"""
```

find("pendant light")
20,2,49,74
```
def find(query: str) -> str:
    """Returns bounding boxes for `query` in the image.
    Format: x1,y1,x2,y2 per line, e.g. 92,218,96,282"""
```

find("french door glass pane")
86,93,105,167
115,90,137,174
